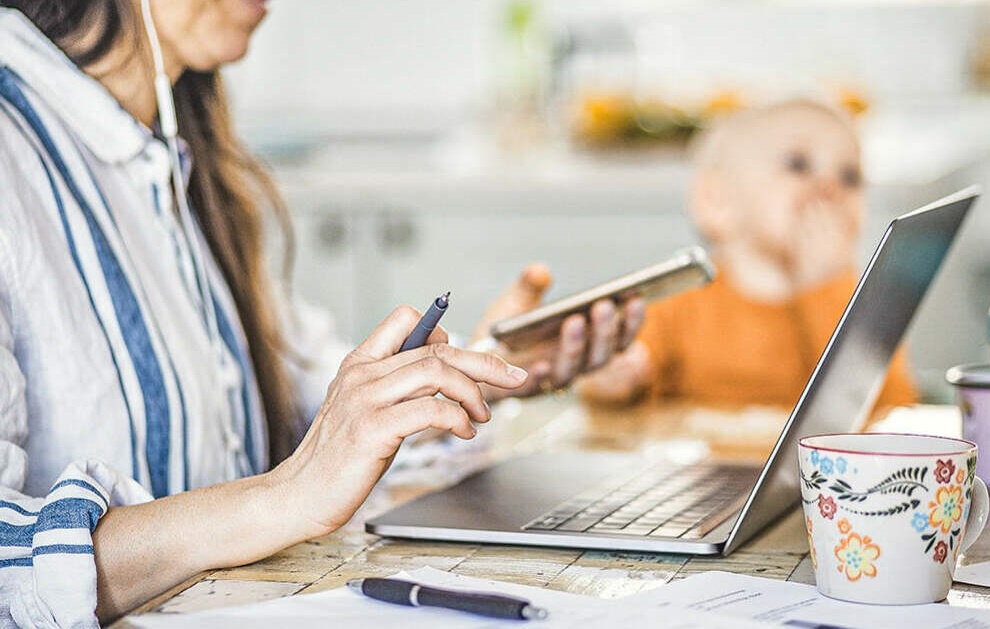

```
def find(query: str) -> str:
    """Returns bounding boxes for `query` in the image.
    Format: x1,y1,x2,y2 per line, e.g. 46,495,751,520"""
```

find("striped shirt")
0,10,348,626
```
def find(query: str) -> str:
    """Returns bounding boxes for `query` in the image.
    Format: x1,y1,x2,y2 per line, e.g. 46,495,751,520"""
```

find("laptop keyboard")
523,462,760,539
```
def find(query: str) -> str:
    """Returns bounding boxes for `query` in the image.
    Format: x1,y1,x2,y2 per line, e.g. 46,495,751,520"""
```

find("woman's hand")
271,306,528,541
471,264,646,402
574,340,653,404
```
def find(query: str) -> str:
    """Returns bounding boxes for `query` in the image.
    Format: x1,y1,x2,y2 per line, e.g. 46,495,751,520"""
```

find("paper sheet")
125,567,762,628
627,571,990,628
124,568,990,628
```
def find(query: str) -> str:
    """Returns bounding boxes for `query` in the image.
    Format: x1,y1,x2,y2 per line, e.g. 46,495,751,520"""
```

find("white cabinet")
284,194,698,342
370,210,699,339
287,205,361,339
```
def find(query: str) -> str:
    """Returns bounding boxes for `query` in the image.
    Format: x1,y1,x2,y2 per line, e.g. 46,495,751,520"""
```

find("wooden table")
116,396,990,622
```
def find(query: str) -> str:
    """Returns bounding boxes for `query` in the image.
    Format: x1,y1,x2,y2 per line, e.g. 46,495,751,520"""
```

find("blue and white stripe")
0,67,181,497
0,58,271,495
0,479,108,566
0,461,149,628
0,10,346,626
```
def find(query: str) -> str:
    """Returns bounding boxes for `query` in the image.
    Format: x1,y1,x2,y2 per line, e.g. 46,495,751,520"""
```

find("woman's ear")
690,171,735,244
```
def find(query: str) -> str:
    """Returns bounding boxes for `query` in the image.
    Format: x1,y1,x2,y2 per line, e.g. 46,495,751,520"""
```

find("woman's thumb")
511,263,553,306
469,264,554,343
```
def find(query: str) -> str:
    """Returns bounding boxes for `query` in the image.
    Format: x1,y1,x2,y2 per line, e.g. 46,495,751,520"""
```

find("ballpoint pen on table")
347,577,549,621
399,291,450,352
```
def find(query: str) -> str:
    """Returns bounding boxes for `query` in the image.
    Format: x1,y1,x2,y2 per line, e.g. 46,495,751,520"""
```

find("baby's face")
721,106,864,263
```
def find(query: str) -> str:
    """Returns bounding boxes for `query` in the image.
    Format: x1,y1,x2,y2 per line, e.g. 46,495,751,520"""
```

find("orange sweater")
637,271,917,416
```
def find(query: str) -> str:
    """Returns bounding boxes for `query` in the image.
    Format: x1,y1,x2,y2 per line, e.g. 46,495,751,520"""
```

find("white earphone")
139,0,224,360
139,0,256,477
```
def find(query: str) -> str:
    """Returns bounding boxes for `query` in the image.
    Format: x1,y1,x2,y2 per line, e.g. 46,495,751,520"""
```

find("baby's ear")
690,171,734,244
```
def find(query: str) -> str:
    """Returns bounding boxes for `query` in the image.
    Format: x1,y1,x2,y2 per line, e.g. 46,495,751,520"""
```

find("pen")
347,577,549,621
398,291,450,352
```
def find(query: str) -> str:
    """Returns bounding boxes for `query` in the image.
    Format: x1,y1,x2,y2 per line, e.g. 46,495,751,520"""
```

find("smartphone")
489,246,715,350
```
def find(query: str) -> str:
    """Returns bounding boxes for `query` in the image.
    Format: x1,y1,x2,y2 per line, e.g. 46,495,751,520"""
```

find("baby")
578,99,917,418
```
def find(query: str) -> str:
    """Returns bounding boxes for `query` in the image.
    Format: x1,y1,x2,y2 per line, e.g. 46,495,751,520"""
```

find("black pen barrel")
354,577,545,620
359,578,418,606
416,586,529,619
398,291,449,352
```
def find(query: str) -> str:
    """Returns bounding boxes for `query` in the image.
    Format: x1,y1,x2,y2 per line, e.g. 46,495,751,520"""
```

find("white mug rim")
799,432,977,457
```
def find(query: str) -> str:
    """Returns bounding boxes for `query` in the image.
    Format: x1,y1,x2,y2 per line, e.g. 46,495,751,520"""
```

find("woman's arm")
92,306,527,622
92,471,290,620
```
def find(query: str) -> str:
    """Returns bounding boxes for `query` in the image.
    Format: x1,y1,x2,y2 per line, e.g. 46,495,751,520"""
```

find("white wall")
224,0,498,138
224,1,986,140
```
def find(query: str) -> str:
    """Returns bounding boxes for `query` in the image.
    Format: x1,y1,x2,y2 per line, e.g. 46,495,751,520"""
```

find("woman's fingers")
585,299,619,369
349,305,421,362
425,325,449,346
377,342,528,391
618,297,646,350
370,357,491,423
379,397,478,440
550,315,587,386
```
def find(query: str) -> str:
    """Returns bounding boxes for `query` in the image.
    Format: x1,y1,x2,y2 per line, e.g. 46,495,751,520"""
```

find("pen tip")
346,579,363,593
439,291,450,306
522,605,549,620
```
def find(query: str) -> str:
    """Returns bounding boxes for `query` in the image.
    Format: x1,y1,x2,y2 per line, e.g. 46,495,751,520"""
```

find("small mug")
798,433,989,605
947,364,990,481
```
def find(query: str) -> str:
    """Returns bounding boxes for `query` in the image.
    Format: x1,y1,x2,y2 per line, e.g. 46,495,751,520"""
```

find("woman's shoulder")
0,101,53,215
0,99,70,285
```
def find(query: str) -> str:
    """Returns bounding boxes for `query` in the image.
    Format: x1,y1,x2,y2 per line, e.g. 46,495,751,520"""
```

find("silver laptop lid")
724,187,979,554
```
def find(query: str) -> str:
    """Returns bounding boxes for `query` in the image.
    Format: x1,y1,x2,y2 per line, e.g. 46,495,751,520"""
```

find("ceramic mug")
798,433,989,605
947,364,990,482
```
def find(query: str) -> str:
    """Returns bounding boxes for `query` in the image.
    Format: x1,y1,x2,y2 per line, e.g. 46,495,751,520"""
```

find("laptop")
367,188,979,556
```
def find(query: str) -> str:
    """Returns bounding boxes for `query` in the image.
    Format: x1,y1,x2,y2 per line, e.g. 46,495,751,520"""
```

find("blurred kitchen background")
223,0,990,402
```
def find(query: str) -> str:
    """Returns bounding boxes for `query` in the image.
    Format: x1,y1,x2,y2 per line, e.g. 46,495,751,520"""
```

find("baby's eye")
785,152,810,175
841,166,862,188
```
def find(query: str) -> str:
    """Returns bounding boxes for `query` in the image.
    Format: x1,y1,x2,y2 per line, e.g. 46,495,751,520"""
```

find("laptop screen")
724,188,979,554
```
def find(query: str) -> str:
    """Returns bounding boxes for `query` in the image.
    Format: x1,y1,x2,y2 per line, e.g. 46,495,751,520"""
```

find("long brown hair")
3,0,303,465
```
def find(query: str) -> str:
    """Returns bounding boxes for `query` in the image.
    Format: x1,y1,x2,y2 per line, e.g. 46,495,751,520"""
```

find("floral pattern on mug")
805,516,818,569
929,485,964,533
802,456,975,566
933,540,948,564
807,450,849,476
818,494,837,520
935,459,956,485
834,532,880,581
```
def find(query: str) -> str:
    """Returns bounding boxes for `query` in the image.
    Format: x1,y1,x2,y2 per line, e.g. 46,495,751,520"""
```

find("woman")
0,0,643,625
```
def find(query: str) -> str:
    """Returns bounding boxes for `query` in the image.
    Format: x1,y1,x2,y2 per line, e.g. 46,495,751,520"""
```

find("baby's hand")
788,199,857,290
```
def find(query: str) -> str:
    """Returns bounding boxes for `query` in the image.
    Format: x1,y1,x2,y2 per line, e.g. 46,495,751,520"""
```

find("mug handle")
961,476,990,552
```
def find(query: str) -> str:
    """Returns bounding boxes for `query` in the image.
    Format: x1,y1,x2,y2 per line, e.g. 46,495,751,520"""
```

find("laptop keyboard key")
523,462,760,539
555,516,602,532
527,515,571,530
